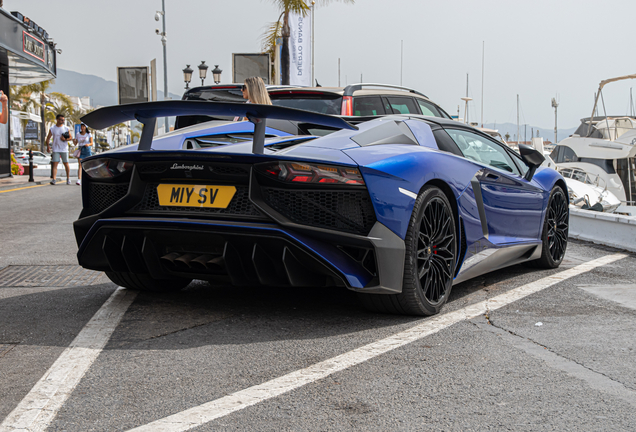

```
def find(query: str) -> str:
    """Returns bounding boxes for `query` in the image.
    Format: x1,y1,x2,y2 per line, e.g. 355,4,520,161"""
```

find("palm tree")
262,0,354,85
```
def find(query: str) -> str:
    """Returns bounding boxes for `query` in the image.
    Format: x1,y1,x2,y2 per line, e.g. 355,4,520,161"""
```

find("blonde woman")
241,77,272,105
235,77,272,121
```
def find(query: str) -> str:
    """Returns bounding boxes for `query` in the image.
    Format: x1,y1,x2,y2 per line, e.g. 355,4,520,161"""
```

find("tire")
106,271,191,292
359,186,457,316
528,186,569,269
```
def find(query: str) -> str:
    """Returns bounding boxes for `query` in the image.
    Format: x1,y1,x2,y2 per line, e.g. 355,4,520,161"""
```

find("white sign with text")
288,12,311,87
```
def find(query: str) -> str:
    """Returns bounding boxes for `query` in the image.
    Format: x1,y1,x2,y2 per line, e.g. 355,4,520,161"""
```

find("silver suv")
175,83,451,130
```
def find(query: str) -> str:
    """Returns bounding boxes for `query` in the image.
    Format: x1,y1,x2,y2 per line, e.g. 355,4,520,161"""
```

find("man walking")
45,114,73,185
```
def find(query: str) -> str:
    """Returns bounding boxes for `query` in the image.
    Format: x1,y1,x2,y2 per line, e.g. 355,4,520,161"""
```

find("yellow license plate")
157,184,236,208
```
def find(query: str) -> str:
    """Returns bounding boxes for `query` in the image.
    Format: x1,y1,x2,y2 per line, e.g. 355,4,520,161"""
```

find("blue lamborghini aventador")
75,101,569,316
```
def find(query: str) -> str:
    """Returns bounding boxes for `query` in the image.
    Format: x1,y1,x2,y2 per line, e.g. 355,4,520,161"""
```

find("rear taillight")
83,158,134,179
258,161,364,185
341,96,353,116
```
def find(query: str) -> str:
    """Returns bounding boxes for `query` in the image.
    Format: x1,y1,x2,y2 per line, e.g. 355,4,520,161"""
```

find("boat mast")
551,97,558,144
517,94,519,145
481,41,484,128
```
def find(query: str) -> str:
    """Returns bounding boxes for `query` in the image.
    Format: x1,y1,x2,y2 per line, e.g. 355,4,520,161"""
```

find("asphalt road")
0,184,635,431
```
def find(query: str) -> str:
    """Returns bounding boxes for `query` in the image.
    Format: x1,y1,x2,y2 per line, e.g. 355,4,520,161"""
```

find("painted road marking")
0,287,137,432
474,321,636,408
0,184,47,194
127,253,627,432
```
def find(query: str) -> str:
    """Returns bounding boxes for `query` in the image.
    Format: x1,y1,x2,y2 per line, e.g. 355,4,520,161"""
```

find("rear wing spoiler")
81,100,358,154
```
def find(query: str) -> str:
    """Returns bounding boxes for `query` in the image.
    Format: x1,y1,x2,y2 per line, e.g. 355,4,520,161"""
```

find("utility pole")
551,97,559,145
161,0,168,132
155,1,169,133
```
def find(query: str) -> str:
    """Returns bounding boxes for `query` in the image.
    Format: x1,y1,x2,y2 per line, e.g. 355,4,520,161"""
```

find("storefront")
0,7,57,177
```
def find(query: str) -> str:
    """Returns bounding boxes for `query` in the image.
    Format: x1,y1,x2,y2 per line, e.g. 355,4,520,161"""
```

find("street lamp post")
198,61,208,86
155,1,169,133
212,65,222,84
182,65,193,89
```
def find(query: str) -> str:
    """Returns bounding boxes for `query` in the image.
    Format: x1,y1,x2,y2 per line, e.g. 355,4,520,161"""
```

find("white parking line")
0,287,137,432
127,253,627,432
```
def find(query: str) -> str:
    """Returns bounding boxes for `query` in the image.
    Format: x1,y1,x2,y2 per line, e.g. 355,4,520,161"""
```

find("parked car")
13,150,51,166
76,101,569,316
174,83,452,130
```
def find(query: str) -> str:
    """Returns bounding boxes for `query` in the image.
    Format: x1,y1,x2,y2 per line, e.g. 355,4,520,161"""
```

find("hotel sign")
23,31,45,63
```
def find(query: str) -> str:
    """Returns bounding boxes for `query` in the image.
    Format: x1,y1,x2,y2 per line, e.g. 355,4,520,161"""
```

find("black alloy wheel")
359,185,457,316
530,186,569,268
416,192,456,306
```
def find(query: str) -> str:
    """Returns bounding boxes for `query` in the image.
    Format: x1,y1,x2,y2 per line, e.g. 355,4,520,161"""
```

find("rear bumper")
75,217,405,293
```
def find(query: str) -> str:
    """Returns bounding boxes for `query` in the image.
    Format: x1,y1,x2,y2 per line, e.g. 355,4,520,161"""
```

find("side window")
509,151,530,176
561,146,578,162
445,129,521,175
352,97,386,116
416,99,442,117
550,146,561,162
385,97,419,115
431,128,463,156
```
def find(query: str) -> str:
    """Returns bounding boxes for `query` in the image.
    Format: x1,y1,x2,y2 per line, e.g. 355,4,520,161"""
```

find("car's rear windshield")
269,92,342,115
183,88,244,102
176,88,246,129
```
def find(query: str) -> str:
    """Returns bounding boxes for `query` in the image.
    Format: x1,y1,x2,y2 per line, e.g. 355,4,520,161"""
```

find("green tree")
9,81,53,147
262,0,354,85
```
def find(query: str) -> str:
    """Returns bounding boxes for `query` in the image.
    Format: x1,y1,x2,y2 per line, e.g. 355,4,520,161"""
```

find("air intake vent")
261,188,376,235
88,183,129,214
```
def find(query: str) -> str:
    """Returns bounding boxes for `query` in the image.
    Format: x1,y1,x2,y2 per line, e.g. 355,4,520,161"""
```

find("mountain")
482,122,579,144
49,68,182,108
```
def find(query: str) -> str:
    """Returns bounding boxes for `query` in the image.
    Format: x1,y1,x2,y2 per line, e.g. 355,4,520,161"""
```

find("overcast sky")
5,0,636,129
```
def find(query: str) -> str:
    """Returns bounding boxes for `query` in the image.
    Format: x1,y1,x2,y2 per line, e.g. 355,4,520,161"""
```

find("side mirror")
518,144,545,181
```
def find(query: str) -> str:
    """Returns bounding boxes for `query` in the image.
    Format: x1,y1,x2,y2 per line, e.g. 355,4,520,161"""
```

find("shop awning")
11,111,42,122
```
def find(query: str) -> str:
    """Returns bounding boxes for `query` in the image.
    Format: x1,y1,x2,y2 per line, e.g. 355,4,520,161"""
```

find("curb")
0,177,63,192
569,207,636,253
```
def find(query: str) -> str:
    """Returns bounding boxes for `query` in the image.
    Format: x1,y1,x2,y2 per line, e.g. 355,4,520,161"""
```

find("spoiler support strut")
137,116,157,151
246,114,265,154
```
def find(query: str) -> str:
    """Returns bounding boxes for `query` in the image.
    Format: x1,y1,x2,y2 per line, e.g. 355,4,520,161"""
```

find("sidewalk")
0,175,62,191
0,163,81,191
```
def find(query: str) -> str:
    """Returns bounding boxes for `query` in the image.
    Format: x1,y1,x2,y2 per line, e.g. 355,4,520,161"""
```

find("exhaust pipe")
190,254,215,269
160,252,181,268
174,253,198,269
206,256,224,270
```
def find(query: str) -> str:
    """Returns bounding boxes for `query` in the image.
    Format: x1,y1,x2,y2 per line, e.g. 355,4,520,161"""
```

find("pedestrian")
45,114,73,185
0,91,7,156
73,123,92,185
241,77,272,105
234,77,272,121
0,90,7,125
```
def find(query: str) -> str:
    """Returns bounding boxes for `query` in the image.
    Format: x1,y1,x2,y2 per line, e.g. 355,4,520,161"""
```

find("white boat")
550,74,636,215
559,167,621,212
